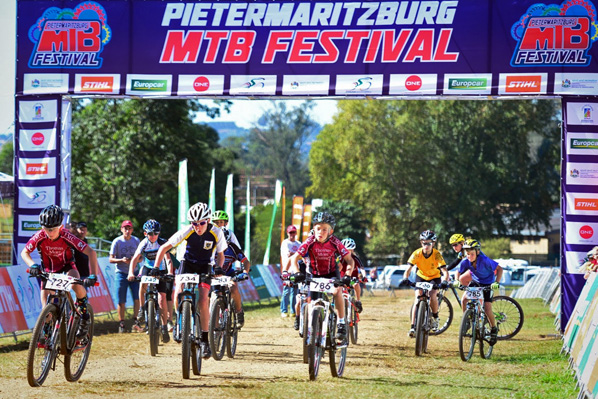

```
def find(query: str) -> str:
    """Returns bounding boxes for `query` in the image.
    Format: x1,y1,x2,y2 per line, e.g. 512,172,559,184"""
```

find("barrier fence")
0,258,283,338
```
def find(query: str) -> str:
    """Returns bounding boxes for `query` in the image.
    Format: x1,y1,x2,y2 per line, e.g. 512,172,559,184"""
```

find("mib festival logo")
511,0,598,67
28,2,112,68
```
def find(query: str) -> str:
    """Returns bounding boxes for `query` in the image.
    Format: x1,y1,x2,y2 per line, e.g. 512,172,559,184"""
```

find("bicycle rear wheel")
329,315,347,377
191,312,202,376
492,296,524,340
479,314,494,359
64,307,94,382
459,308,476,362
349,301,359,345
226,299,238,358
415,302,427,356
147,299,159,356
308,308,323,381
209,297,227,360
431,296,453,335
27,304,60,387
302,302,309,364
181,302,192,379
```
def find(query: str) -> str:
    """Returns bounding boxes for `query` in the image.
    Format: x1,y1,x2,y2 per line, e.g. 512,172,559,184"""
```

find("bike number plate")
309,278,335,293
211,276,232,286
465,289,483,299
141,276,158,284
415,282,433,291
176,274,200,285
46,273,74,291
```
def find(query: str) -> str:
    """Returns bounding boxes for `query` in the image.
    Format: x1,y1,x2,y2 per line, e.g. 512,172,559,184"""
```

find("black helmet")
312,212,336,229
419,230,437,242
39,205,64,228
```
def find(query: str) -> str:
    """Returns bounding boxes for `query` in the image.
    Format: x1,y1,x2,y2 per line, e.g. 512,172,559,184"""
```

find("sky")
0,2,338,134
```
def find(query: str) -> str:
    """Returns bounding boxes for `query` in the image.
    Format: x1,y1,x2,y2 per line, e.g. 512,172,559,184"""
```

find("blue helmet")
143,219,161,233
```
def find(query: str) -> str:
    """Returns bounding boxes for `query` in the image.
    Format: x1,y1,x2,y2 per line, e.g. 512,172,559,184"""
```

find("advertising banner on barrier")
6,265,43,329
14,0,598,97
0,268,29,332
237,278,260,303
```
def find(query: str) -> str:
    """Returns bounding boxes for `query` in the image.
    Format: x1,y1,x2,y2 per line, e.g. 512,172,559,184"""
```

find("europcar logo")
448,78,487,89
22,221,41,231
131,79,168,92
510,1,598,67
28,2,112,68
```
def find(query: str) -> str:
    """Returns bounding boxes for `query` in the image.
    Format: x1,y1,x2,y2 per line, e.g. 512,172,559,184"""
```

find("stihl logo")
505,75,542,92
575,199,598,211
81,76,114,92
26,163,48,174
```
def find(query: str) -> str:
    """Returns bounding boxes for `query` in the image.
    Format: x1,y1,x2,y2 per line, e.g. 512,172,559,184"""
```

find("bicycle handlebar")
28,269,100,287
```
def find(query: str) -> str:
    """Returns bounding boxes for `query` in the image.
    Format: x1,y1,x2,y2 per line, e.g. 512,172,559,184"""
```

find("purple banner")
15,0,598,97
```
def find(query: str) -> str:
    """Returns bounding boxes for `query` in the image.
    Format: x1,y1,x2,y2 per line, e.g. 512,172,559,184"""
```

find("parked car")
386,265,416,289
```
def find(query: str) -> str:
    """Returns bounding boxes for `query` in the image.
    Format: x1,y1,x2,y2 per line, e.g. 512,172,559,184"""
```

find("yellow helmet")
449,234,465,245
463,239,481,250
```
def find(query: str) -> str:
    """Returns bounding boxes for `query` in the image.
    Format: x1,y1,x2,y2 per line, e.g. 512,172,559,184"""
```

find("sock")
201,331,209,342
338,318,346,325
411,324,415,329
76,296,89,320
432,312,439,318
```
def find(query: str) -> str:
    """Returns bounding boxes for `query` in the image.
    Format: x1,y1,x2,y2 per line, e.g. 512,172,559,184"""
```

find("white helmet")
342,238,356,250
187,202,211,222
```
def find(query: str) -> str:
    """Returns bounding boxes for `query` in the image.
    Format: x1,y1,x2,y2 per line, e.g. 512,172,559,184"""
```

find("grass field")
0,290,578,399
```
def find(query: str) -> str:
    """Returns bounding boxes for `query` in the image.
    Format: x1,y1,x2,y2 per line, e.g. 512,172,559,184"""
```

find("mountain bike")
174,273,208,379
405,280,445,356
26,271,95,387
209,271,247,360
433,283,457,335
136,274,173,356
492,295,524,340
457,285,496,361
306,276,348,381
343,282,360,345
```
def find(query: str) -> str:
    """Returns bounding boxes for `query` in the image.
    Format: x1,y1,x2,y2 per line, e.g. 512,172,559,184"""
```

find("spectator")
369,267,378,282
74,222,90,278
109,220,141,333
581,246,598,279
280,225,301,319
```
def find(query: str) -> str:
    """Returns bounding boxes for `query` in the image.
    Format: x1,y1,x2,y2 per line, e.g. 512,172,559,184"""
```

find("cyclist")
153,202,227,359
447,233,474,286
402,230,449,338
339,238,364,313
454,239,503,345
212,210,241,247
21,205,100,339
219,227,251,327
127,219,173,343
289,212,355,342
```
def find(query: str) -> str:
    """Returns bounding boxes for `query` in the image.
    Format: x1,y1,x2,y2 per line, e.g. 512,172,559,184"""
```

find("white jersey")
281,238,302,270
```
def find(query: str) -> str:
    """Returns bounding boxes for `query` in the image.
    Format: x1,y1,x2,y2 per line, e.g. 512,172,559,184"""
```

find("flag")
245,179,251,261
208,168,216,213
177,159,190,260
302,204,312,242
263,180,283,265
225,174,234,233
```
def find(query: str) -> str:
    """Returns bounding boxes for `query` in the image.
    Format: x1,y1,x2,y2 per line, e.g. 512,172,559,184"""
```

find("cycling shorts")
140,267,168,293
415,275,442,286
468,282,494,303
179,260,212,289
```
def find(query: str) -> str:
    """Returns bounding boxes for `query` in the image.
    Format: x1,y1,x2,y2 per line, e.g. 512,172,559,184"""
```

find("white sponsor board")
389,74,438,95
177,75,224,95
23,73,69,95
17,215,42,238
126,74,172,96
335,75,383,95
566,102,598,126
566,132,598,156
6,266,43,328
565,192,598,216
443,74,492,95
18,128,57,152
498,73,547,95
17,185,56,210
282,75,329,95
565,222,598,245
565,251,591,274
554,73,598,96
75,74,121,94
18,100,58,124
566,162,598,185
18,157,57,181
229,75,277,95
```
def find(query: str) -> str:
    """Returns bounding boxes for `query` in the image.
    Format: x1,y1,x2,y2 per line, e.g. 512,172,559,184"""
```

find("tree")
0,141,13,175
315,199,368,261
70,99,230,239
308,100,561,261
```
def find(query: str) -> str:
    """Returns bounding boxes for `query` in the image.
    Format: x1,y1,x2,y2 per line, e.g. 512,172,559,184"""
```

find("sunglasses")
422,242,433,246
192,220,208,227
43,226,59,232
451,243,462,247
147,232,159,236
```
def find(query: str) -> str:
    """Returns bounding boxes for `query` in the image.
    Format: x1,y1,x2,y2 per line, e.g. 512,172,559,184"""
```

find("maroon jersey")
25,229,88,273
341,253,363,278
297,235,349,276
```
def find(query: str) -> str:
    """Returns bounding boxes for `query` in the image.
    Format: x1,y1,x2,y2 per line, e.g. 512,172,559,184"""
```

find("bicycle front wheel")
492,296,524,340
64,306,94,382
181,302,192,379
308,308,323,381
191,312,202,376
226,299,238,358
27,304,60,387
479,314,494,359
415,302,427,356
209,297,227,360
147,299,159,356
302,302,309,364
459,309,476,362
329,316,347,378
431,296,453,336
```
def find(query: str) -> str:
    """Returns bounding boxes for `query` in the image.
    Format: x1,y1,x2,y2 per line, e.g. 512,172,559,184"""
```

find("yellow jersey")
407,248,446,280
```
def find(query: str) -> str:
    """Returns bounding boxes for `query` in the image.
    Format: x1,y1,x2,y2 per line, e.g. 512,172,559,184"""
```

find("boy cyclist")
340,238,364,313
21,205,100,339
127,219,173,343
402,230,449,337
455,239,502,345
153,202,227,359
212,210,241,247
290,212,354,341
218,228,251,327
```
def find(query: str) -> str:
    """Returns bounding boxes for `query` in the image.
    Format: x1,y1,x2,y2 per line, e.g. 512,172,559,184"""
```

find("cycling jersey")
222,242,247,273
133,237,168,271
167,223,227,265
458,252,499,285
407,248,446,280
25,229,88,273
297,235,349,276
340,253,363,279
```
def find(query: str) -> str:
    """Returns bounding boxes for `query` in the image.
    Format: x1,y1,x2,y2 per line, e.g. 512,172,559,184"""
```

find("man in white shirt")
280,225,301,323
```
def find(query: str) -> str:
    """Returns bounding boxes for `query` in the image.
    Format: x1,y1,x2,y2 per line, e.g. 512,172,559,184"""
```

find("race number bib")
176,274,200,285
45,273,74,291
211,276,232,286
415,282,433,291
465,288,484,300
309,278,335,293
141,276,158,284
